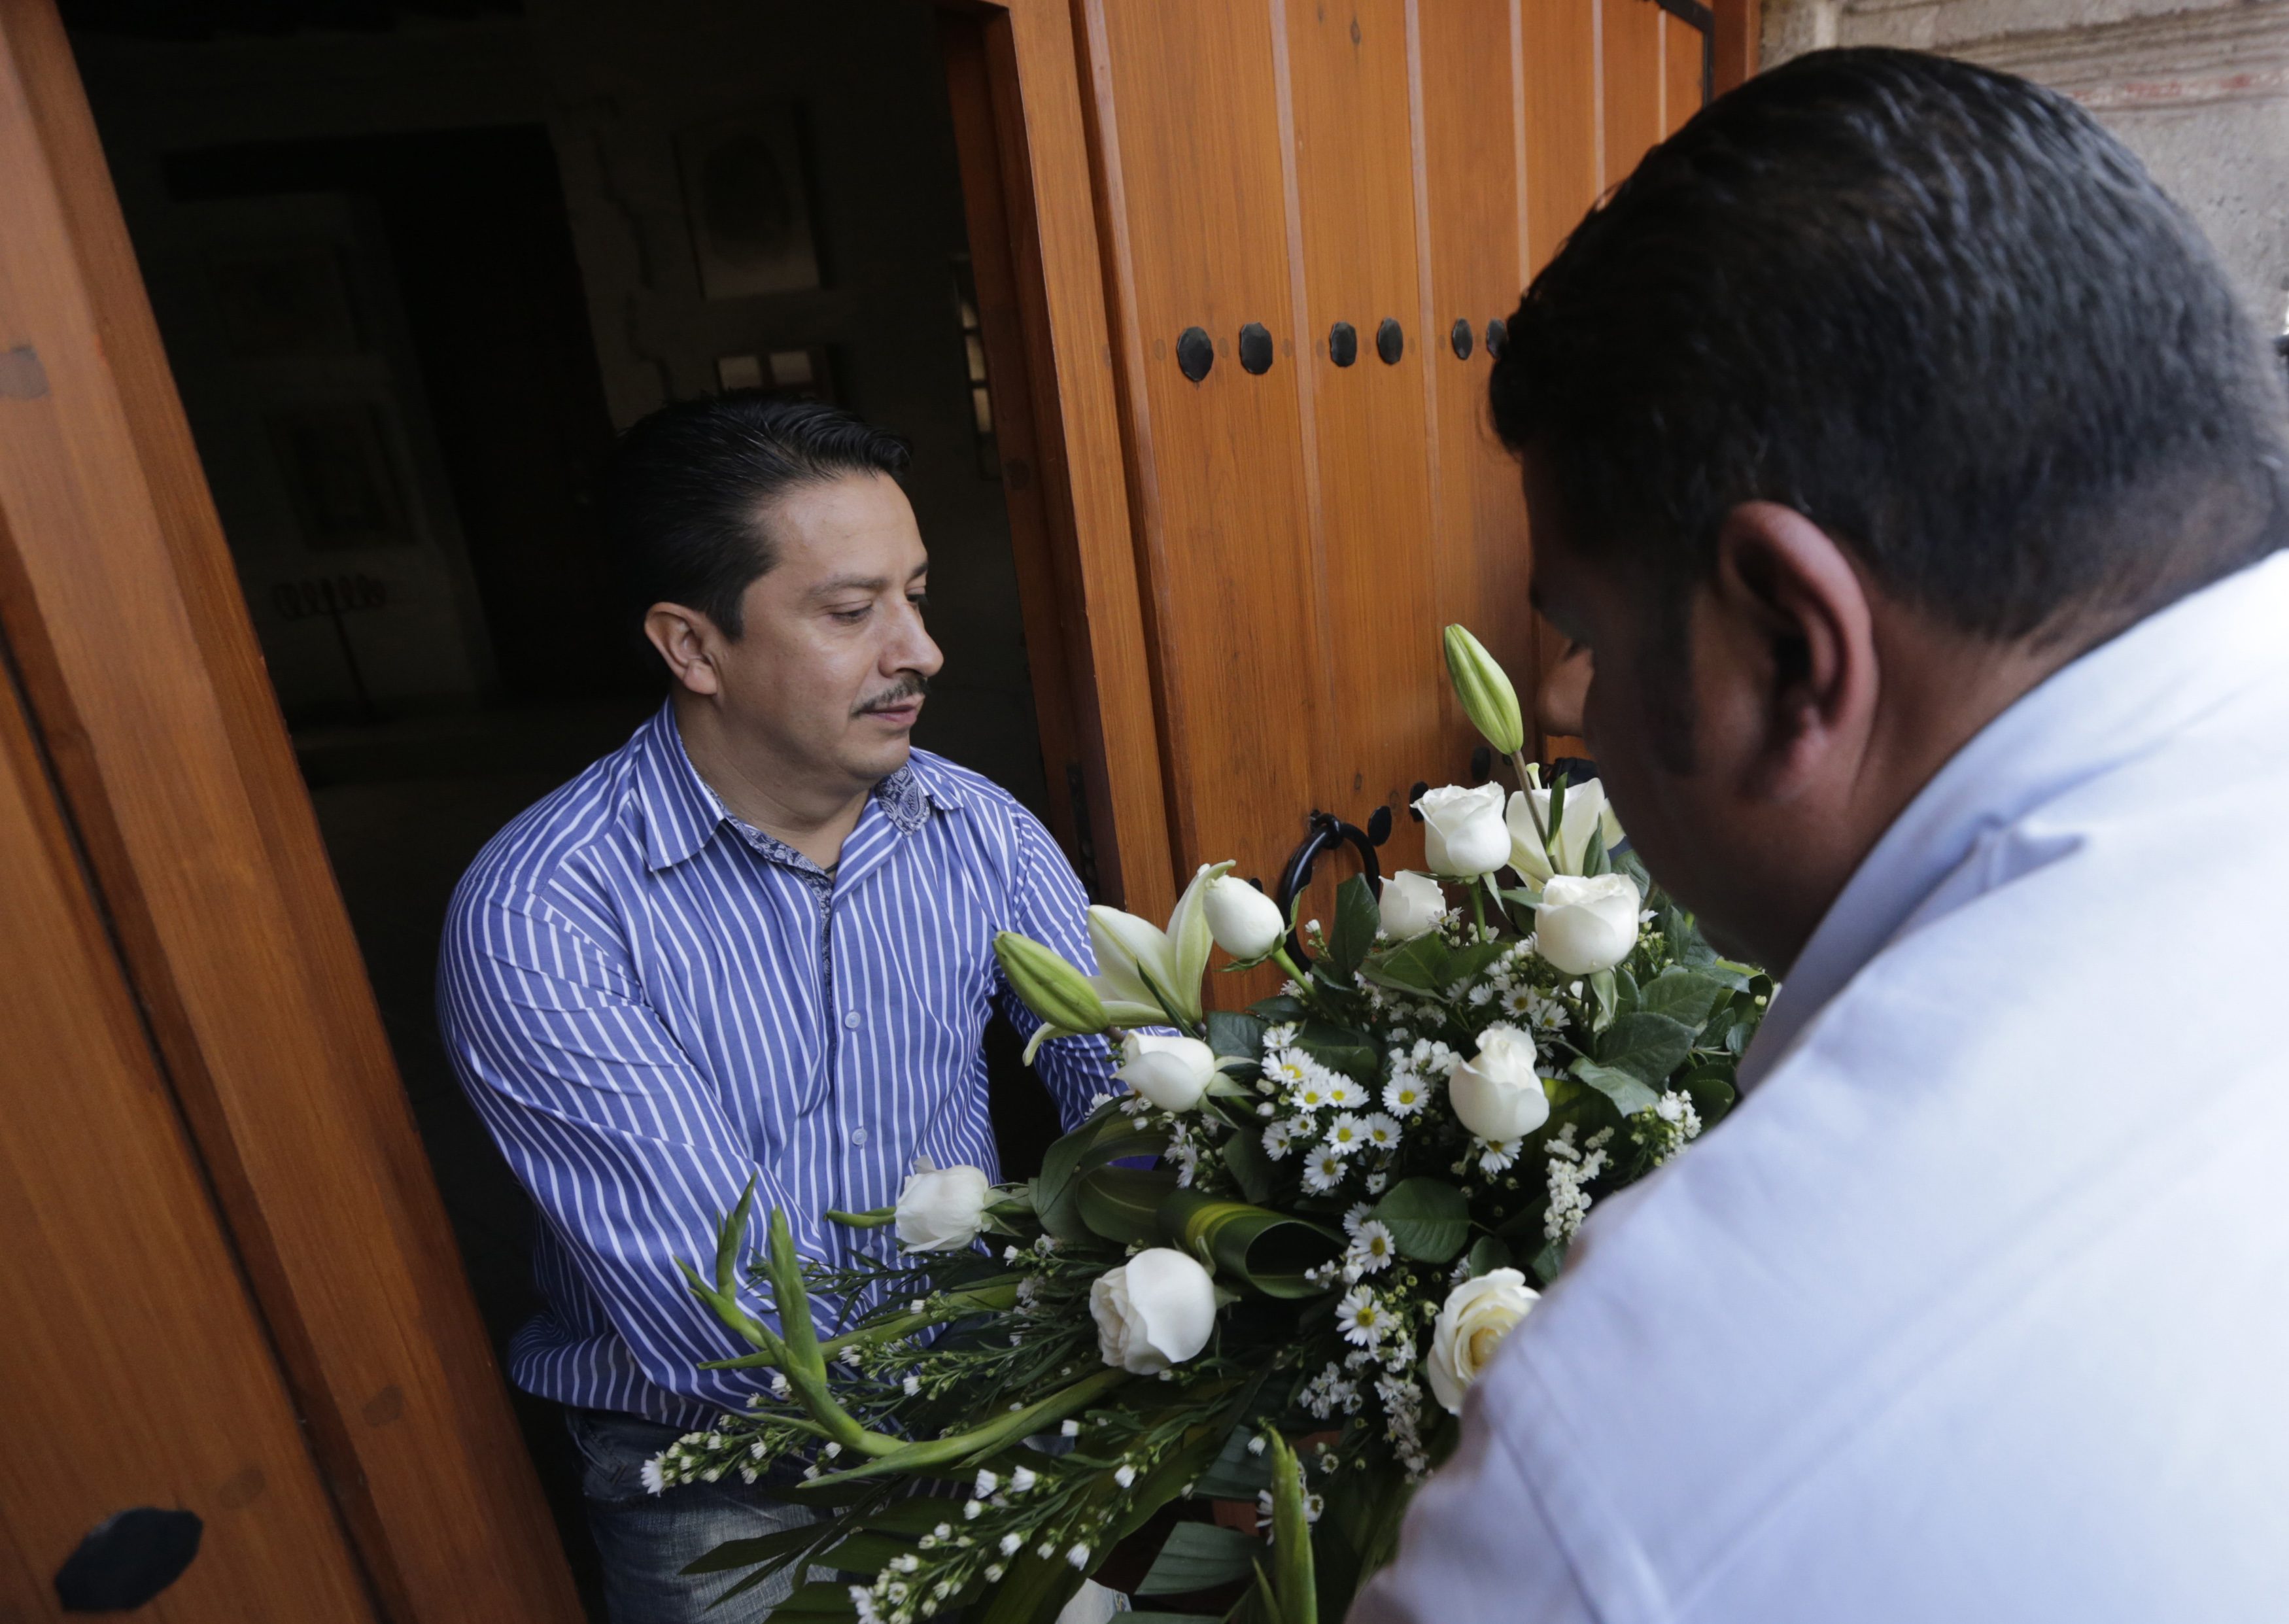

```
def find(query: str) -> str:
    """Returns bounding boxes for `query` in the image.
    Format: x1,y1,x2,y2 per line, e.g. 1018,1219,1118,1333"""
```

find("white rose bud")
1424,1268,1540,1414
1413,783,1511,878
1117,1032,1221,1113
1377,871,1445,941
1088,1248,1217,1374
894,1164,993,1251
1447,1024,1551,1141
1201,874,1286,961
1534,872,1642,975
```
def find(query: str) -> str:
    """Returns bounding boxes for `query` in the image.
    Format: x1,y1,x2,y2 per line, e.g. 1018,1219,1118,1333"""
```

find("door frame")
938,0,1174,923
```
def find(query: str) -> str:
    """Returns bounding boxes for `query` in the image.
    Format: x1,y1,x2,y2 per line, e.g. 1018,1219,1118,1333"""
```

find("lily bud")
993,931,1109,1035
1202,874,1287,961
1443,624,1524,757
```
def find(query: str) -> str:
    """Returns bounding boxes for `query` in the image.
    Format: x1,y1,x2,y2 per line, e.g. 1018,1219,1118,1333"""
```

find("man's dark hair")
1491,47,2289,652
604,392,911,636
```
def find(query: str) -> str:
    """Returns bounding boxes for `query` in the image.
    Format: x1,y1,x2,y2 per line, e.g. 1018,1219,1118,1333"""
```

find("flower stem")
800,1365,1133,1489
1469,883,1489,941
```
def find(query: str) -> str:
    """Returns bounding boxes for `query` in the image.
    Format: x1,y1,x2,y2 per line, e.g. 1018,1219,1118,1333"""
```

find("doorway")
64,1,1072,1610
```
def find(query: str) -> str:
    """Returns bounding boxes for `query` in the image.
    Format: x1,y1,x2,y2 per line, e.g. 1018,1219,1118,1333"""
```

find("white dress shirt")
1352,550,2289,1624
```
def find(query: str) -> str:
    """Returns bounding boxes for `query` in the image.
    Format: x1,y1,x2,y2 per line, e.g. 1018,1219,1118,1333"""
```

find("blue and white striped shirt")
439,704,1112,1425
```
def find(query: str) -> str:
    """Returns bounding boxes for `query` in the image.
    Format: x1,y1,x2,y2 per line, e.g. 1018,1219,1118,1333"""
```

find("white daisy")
1335,1286,1387,1346
1477,1135,1524,1175
1360,1112,1402,1150
1263,1047,1315,1093
1328,1075,1370,1109
1323,1113,1368,1156
1383,1075,1429,1116
1341,1201,1375,1238
1261,1120,1296,1160
1300,1147,1347,1193
1346,1220,1397,1275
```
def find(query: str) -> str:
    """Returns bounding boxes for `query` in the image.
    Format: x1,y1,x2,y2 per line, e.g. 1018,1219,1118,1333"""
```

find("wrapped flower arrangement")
647,625,1770,1623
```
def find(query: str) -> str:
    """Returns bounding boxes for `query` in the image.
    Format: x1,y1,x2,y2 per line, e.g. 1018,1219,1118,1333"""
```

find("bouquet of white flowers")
650,628,1770,1624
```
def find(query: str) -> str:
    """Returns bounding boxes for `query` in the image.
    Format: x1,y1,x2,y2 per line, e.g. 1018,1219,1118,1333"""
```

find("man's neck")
674,697,873,871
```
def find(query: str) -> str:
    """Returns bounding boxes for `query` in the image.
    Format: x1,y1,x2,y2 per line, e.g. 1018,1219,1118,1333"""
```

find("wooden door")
1065,0,1737,892
0,636,381,1621
0,1,583,1617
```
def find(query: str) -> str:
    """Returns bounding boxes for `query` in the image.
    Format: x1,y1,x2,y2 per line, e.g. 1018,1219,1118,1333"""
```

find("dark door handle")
1272,806,1390,968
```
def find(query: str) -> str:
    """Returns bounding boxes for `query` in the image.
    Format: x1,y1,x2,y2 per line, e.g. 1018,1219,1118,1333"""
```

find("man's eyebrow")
808,574,891,600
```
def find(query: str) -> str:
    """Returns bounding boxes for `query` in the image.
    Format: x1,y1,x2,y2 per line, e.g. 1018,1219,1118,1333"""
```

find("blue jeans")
565,1407,818,1624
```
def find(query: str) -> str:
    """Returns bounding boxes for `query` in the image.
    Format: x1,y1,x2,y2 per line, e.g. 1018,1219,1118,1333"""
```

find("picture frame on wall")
676,105,821,300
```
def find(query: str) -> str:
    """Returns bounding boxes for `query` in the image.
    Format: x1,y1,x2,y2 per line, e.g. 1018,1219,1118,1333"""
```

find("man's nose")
889,603,944,678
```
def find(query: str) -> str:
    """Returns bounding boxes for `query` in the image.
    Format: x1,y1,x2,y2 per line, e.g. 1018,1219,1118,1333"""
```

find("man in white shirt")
1354,48,2289,1624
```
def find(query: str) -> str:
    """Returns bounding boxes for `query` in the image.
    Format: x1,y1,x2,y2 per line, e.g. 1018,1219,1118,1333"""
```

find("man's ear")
1707,501,1878,801
642,603,725,697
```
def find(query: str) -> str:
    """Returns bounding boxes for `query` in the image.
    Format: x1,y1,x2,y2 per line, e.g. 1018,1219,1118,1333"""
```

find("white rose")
894,1163,993,1251
1424,1268,1539,1414
1201,874,1286,961
1378,871,1445,941
1117,1032,1220,1113
1447,1024,1551,1141
1534,872,1642,975
1506,776,1624,882
1090,1248,1217,1374
1414,783,1511,878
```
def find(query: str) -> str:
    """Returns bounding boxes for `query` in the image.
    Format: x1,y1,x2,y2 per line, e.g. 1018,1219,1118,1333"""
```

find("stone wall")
1761,0,2289,332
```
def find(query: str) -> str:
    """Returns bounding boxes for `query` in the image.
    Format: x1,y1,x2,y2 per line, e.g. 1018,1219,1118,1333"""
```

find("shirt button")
842,1010,863,1029
850,1126,870,1147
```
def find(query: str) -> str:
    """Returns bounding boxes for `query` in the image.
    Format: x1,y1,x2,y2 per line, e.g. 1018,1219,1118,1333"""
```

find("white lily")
1084,861,1231,1031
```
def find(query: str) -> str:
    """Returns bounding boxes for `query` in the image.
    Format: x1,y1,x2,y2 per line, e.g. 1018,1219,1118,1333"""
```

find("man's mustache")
854,674,932,716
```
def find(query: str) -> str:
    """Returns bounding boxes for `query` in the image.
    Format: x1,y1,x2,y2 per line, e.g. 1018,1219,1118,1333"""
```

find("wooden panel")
1662,9,1706,135
0,3,581,1618
1415,0,1536,794
1602,0,1665,185
1523,0,1598,279
1713,0,1760,94
1280,0,1439,857
1081,0,1329,883
0,648,377,1621
973,0,1175,919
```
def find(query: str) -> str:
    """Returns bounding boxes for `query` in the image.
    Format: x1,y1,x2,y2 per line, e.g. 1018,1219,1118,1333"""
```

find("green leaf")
1136,1523,1264,1596
1635,967,1726,1031
1207,1010,1269,1062
1446,939,1512,988
1463,1235,1513,1279
1369,1177,1471,1264
1680,1065,1738,1129
1078,1165,1182,1247
1360,931,1452,995
1593,1011,1697,1087
1034,1113,1172,1243
1249,994,1312,1024
678,1520,837,1576
1298,1020,1377,1085
1528,1239,1568,1285
814,1531,920,1578
1220,1128,1274,1204
1570,1057,1662,1117
1158,1191,1342,1297
1190,1423,1275,1500
1328,874,1381,978
768,1580,863,1619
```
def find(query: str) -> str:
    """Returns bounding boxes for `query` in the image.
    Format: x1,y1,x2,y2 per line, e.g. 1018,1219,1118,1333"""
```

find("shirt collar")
634,702,963,873
1738,548,2289,1090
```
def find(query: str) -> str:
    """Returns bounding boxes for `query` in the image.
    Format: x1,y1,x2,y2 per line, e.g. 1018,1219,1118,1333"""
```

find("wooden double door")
967,0,1740,922
0,1,1744,1617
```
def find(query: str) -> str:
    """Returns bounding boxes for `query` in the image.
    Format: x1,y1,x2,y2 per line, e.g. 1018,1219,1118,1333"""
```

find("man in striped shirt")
439,396,1112,1622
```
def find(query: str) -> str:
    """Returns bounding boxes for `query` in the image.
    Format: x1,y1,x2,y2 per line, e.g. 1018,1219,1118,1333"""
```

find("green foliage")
1593,1011,1699,1087
1078,1166,1184,1246
1136,1523,1265,1595
1327,874,1382,979
1370,1177,1472,1264
1159,1192,1343,1298
1033,1112,1172,1243
1570,1056,1663,1117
